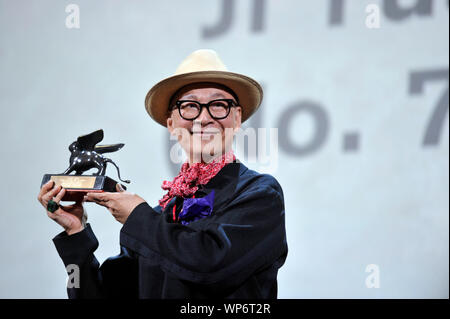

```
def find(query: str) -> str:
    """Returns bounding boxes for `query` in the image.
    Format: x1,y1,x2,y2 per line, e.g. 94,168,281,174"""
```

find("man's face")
167,83,242,163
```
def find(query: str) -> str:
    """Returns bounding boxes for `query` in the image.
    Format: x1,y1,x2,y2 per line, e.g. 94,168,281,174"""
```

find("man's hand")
38,180,85,235
84,184,146,224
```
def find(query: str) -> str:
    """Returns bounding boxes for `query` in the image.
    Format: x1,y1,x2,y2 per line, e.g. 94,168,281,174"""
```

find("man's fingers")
42,180,54,191
116,183,125,192
53,187,66,204
85,196,109,204
84,193,112,209
38,180,55,201
82,196,94,202
85,192,109,202
85,192,119,206
47,185,62,200
41,184,62,205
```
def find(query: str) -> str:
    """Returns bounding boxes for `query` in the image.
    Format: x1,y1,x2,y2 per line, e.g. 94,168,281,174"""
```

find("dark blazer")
53,161,288,298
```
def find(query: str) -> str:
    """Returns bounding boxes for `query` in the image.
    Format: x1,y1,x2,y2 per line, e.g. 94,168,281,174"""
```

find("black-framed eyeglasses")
170,99,240,120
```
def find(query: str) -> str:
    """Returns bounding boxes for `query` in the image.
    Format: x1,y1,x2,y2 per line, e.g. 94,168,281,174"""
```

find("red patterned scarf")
159,151,236,209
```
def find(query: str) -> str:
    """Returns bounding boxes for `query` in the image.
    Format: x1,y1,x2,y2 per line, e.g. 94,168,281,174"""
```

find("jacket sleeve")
53,224,138,299
52,224,105,298
120,175,287,289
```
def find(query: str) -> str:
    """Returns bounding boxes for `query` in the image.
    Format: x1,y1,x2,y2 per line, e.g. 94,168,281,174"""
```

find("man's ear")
167,116,173,134
234,107,242,131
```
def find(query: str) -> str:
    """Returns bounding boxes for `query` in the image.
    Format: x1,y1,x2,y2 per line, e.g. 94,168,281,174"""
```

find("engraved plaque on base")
41,174,127,202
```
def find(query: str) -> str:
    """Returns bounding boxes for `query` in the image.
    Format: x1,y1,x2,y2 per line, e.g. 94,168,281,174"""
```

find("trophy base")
41,174,127,201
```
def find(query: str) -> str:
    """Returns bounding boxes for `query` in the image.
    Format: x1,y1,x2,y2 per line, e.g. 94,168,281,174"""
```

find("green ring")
47,199,59,213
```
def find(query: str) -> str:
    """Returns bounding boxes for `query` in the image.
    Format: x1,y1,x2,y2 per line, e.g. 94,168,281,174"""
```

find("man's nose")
195,105,214,124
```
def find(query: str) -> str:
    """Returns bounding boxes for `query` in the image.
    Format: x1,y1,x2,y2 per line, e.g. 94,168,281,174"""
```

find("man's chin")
189,149,227,163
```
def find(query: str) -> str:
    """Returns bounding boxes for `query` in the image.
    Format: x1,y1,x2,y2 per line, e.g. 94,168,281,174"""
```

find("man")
37,49,288,298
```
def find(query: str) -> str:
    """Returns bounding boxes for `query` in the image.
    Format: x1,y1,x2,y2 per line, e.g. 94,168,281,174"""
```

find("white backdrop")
0,0,448,298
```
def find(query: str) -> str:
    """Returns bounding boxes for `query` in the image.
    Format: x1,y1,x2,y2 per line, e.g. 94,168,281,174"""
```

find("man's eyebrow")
182,94,198,100
210,92,226,99
180,92,229,100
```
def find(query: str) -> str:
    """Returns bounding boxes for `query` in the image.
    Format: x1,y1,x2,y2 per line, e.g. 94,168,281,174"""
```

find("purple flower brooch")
178,190,215,225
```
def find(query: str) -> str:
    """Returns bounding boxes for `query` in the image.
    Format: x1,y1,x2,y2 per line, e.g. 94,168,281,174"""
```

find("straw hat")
145,49,263,127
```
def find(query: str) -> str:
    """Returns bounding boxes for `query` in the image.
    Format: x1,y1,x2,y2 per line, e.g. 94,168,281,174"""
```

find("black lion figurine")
63,129,130,184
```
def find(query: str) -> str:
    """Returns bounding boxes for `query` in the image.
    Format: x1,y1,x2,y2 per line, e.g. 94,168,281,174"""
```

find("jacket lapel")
195,161,246,214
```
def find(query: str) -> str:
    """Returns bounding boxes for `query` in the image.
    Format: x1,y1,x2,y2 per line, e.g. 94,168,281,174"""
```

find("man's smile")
190,128,221,140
